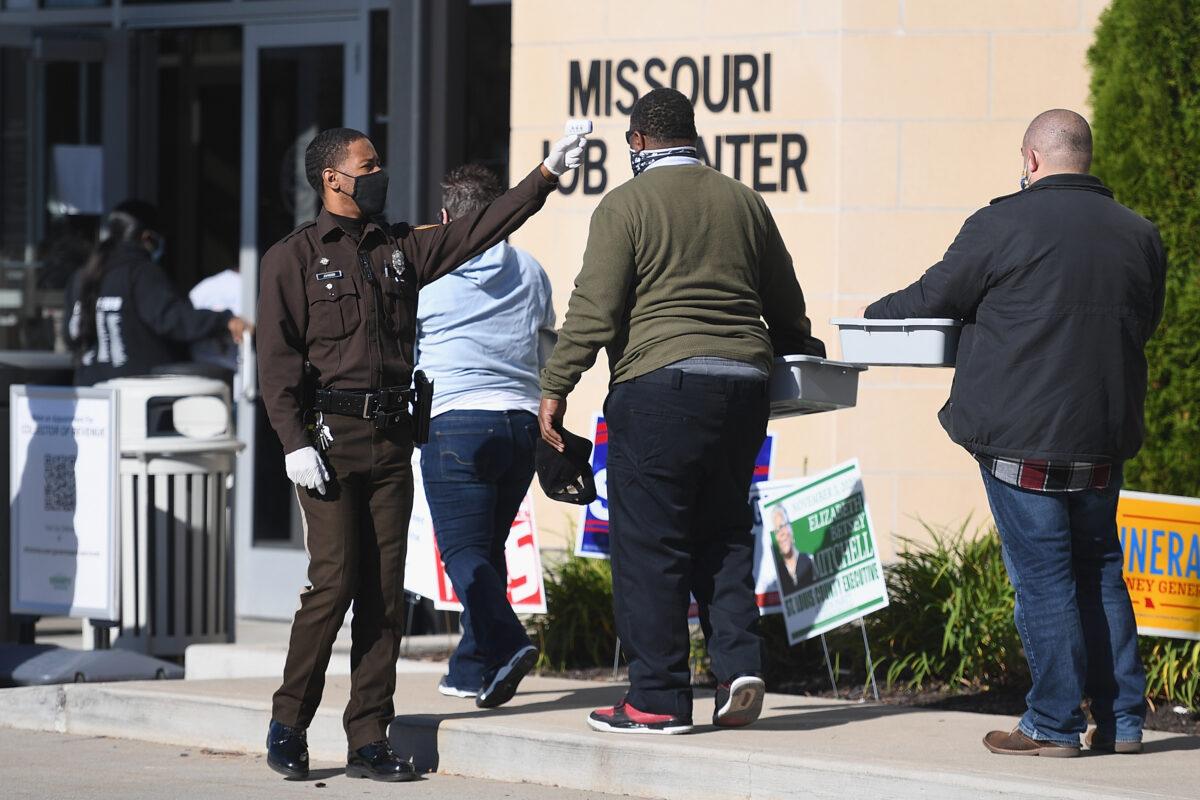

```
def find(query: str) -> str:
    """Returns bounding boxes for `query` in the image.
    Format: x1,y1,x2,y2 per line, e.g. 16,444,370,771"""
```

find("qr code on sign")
44,454,77,513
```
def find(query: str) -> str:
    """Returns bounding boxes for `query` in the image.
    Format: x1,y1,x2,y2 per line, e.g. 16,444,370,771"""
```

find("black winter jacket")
865,173,1167,463
64,243,232,386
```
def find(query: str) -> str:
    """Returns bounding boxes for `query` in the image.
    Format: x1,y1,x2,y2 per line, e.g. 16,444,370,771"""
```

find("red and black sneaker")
713,674,765,728
587,699,694,735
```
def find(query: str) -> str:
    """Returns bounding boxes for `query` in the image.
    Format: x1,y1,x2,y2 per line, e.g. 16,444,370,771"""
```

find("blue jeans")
980,465,1146,745
419,410,537,691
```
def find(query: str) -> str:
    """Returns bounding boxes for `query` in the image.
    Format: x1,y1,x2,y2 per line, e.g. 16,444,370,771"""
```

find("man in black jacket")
867,109,1166,758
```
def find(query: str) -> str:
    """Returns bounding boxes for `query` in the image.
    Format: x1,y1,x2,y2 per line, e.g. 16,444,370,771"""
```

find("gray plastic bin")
831,318,963,366
769,356,865,419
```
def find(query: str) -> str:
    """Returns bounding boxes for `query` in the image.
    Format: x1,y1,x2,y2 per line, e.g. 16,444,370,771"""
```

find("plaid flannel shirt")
975,455,1111,492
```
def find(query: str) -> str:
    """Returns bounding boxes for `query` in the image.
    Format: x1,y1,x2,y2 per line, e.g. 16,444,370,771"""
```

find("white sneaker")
437,675,478,699
713,674,765,727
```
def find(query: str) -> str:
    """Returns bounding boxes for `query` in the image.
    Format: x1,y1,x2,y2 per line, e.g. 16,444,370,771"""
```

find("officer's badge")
391,249,407,283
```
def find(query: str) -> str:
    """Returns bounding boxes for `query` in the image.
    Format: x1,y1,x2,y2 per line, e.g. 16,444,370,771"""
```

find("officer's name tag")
315,270,343,281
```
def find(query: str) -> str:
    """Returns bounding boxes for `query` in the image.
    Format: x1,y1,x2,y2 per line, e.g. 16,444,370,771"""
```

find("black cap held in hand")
535,427,597,505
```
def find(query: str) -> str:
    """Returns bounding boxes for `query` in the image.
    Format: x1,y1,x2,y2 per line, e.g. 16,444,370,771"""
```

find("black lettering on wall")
583,139,608,195
763,53,772,112
724,133,749,180
733,54,760,112
544,139,609,195
702,54,731,113
781,133,808,192
615,59,639,115
645,57,667,90
569,61,602,116
752,134,777,192
604,59,613,116
671,57,700,105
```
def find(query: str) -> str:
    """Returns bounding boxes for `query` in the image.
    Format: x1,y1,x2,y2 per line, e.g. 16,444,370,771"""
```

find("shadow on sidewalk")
1143,735,1200,754
388,684,928,771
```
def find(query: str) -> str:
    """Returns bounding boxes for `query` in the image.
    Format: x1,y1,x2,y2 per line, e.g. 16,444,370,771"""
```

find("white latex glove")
543,134,586,176
285,446,330,496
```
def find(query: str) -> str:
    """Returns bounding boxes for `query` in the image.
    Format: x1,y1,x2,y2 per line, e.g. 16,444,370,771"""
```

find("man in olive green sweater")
539,88,823,735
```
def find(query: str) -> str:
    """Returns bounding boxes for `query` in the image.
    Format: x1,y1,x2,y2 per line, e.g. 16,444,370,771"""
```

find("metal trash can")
94,376,243,657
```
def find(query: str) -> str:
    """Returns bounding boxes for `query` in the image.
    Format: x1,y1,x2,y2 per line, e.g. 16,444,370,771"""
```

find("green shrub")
1142,636,1200,710
531,528,1200,712
528,554,616,671
1089,0,1200,497
871,522,1026,691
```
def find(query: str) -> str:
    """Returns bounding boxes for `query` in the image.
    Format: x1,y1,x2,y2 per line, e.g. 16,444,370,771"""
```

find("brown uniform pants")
271,414,413,750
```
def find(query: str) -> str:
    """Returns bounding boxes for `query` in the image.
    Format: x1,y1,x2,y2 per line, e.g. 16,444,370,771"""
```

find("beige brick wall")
509,0,1106,555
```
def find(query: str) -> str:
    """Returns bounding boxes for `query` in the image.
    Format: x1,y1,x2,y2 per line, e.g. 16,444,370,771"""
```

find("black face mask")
338,168,389,217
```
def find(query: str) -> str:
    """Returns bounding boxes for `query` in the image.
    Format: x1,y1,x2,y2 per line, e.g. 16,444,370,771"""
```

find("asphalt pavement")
0,728,625,800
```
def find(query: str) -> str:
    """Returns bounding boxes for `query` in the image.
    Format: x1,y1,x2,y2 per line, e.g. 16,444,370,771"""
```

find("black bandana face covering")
629,146,700,177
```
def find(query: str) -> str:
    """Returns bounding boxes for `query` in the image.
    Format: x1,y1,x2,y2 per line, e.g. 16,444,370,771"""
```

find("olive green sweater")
541,164,822,400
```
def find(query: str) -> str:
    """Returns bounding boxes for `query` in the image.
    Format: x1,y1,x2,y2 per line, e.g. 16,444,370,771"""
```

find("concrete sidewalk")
1,672,1196,800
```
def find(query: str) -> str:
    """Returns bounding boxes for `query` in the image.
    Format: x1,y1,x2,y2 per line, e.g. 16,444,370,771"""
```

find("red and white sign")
429,496,547,613
405,452,547,614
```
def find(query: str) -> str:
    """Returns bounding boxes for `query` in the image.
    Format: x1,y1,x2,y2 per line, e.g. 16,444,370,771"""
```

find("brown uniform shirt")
257,165,557,453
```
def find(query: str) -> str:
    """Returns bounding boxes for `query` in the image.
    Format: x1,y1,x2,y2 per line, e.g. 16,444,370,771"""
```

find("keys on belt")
313,386,413,422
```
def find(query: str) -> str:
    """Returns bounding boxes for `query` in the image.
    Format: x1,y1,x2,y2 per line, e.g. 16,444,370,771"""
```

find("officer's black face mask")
338,168,389,217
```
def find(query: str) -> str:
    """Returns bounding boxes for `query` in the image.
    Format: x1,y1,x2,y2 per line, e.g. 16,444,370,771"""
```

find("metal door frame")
235,19,368,619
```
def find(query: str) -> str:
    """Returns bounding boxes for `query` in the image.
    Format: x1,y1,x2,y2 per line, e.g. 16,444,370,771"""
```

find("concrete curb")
0,681,1186,800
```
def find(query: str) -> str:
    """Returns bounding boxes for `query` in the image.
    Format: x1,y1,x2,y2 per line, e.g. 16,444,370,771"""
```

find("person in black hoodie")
64,200,250,386
866,109,1166,758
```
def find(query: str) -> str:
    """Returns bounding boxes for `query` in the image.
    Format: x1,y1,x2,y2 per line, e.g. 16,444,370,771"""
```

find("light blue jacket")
415,241,555,418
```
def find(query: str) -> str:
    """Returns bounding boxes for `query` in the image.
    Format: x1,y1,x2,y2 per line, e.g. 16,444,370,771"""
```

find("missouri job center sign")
1118,491,1200,640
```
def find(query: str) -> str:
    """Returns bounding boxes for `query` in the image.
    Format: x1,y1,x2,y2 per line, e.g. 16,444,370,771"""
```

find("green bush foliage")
871,523,1026,691
534,527,1199,710
528,554,616,671
1141,636,1200,710
1088,0,1200,497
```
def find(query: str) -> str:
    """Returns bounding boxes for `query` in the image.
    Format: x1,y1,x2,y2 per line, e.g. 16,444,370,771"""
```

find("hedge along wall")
1089,0,1200,497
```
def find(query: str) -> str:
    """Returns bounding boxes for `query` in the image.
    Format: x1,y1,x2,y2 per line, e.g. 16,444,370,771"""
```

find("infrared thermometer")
565,119,593,137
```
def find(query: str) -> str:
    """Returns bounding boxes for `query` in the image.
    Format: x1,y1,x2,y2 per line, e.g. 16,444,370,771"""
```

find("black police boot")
346,740,418,782
266,719,309,780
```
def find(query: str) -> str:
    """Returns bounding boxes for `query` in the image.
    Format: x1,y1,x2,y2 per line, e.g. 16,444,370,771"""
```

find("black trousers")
271,414,414,750
605,368,768,720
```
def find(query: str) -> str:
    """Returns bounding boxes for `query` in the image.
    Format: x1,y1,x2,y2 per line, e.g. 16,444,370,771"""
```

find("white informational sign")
9,385,119,621
759,460,889,644
405,451,548,614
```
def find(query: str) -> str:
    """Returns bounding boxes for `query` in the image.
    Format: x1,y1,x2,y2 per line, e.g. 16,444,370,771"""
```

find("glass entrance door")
235,21,366,620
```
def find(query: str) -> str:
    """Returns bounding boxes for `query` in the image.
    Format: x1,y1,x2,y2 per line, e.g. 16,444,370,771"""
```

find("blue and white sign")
575,414,775,563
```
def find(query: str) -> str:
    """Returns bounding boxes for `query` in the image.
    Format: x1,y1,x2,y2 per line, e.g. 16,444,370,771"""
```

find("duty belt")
313,386,412,424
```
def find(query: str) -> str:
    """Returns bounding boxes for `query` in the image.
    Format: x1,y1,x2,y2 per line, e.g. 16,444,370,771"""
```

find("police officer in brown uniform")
257,127,585,782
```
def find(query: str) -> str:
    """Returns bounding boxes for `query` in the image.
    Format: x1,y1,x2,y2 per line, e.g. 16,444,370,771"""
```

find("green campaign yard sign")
760,460,888,644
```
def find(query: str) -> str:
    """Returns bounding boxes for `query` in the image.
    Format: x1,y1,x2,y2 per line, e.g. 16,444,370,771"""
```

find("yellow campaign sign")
1118,491,1200,641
